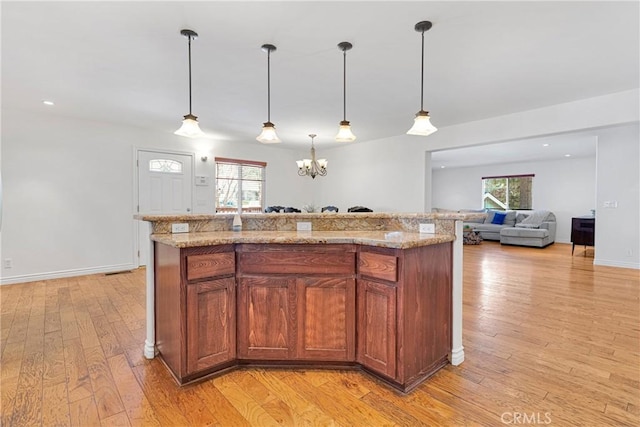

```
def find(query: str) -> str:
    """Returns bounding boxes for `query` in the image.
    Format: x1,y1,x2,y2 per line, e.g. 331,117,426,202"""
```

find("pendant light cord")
187,34,193,115
267,49,271,123
342,49,347,121
420,29,425,112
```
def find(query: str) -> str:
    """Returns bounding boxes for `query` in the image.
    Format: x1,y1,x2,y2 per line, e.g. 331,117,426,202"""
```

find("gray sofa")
464,210,556,248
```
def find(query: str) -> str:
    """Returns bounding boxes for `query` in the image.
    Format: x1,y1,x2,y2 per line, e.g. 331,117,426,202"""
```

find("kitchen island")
137,212,474,392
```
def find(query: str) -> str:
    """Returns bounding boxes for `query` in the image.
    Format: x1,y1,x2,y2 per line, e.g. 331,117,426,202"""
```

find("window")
215,157,266,213
482,174,533,210
149,159,183,173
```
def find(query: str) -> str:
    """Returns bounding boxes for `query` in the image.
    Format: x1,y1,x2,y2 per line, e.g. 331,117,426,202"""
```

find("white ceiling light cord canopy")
335,41,356,142
297,134,327,179
174,29,205,138
407,21,437,136
256,44,281,143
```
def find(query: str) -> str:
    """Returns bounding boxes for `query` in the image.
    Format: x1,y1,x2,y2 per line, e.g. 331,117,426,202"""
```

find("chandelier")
296,134,327,179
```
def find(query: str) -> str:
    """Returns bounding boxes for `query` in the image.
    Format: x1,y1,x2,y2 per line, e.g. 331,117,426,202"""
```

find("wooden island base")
154,241,452,393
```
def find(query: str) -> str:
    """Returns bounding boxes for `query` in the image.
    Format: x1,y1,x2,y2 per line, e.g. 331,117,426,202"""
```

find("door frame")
132,146,195,268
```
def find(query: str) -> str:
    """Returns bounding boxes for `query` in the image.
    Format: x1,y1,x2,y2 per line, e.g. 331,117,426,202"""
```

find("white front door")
137,150,194,265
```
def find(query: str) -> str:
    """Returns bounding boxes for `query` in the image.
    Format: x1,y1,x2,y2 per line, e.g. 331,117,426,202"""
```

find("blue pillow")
491,211,507,225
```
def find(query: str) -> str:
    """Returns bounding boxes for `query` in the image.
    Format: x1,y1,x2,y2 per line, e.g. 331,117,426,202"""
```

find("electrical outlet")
419,223,435,233
297,222,312,231
171,223,189,233
3,258,12,269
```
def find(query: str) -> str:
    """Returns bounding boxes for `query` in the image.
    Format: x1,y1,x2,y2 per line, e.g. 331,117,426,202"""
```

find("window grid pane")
215,159,266,213
482,176,533,210
149,159,183,173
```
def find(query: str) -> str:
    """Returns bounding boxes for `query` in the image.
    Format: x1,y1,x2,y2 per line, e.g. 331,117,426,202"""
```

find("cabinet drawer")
359,251,397,282
186,252,235,281
237,245,356,275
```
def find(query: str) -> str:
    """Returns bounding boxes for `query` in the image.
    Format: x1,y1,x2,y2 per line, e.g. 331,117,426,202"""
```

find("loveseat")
463,210,557,248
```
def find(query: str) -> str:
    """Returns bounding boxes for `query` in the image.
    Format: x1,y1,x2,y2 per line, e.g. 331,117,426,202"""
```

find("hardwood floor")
1,242,638,426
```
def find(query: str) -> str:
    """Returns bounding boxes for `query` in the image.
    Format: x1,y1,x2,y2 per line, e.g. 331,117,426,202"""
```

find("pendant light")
174,29,205,138
335,41,356,142
256,44,281,143
297,134,327,179
407,21,437,136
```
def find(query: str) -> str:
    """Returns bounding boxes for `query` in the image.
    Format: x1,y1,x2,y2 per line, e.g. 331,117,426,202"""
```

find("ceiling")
430,132,598,170
2,1,638,151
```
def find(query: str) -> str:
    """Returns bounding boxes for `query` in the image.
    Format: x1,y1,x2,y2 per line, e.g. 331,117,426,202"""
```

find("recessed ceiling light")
440,165,446,169
565,154,571,157
42,100,55,106
543,143,549,147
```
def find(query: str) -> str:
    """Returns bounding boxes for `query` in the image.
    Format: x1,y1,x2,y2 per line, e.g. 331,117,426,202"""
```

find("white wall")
2,91,638,283
1,109,311,284
594,123,640,269
432,155,597,244
312,136,427,213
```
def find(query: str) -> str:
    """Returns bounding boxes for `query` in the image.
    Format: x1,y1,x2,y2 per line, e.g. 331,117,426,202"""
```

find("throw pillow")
491,211,507,225
484,210,496,224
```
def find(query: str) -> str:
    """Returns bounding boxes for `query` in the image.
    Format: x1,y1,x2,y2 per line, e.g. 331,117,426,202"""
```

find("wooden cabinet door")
237,276,296,359
357,279,397,379
296,277,355,361
186,277,236,374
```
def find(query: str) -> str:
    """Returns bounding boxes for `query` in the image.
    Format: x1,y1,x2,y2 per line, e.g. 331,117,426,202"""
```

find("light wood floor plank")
42,381,71,426
63,337,93,403
69,396,100,427
212,374,282,427
11,350,44,426
83,345,125,420
107,353,162,427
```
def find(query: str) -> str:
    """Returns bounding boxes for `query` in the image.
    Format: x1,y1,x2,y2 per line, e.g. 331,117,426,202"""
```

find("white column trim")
144,220,156,359
449,219,465,365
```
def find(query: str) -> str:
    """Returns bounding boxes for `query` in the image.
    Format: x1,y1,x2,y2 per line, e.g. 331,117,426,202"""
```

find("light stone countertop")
151,230,454,249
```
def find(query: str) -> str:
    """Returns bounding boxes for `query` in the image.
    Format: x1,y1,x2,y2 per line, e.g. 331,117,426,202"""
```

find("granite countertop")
151,230,454,249
137,212,480,222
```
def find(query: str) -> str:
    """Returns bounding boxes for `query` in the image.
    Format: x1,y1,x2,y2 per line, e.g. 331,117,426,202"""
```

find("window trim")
215,157,266,214
481,174,534,210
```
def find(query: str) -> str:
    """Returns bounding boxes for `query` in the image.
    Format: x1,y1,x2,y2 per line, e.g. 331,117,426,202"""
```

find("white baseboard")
0,263,138,285
449,346,465,366
594,258,640,269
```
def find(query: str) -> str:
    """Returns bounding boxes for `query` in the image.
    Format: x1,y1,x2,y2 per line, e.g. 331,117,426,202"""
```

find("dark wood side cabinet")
358,244,452,392
155,244,236,383
571,216,595,255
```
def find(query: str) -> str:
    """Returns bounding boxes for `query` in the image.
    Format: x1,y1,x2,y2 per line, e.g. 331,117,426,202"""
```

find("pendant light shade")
175,29,205,138
408,111,437,136
335,42,356,142
257,44,281,143
407,21,437,136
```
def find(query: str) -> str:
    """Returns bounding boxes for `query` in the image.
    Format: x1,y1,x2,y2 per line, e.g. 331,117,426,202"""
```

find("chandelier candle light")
335,41,356,142
297,134,327,179
407,21,438,136
174,29,205,138
256,44,281,143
